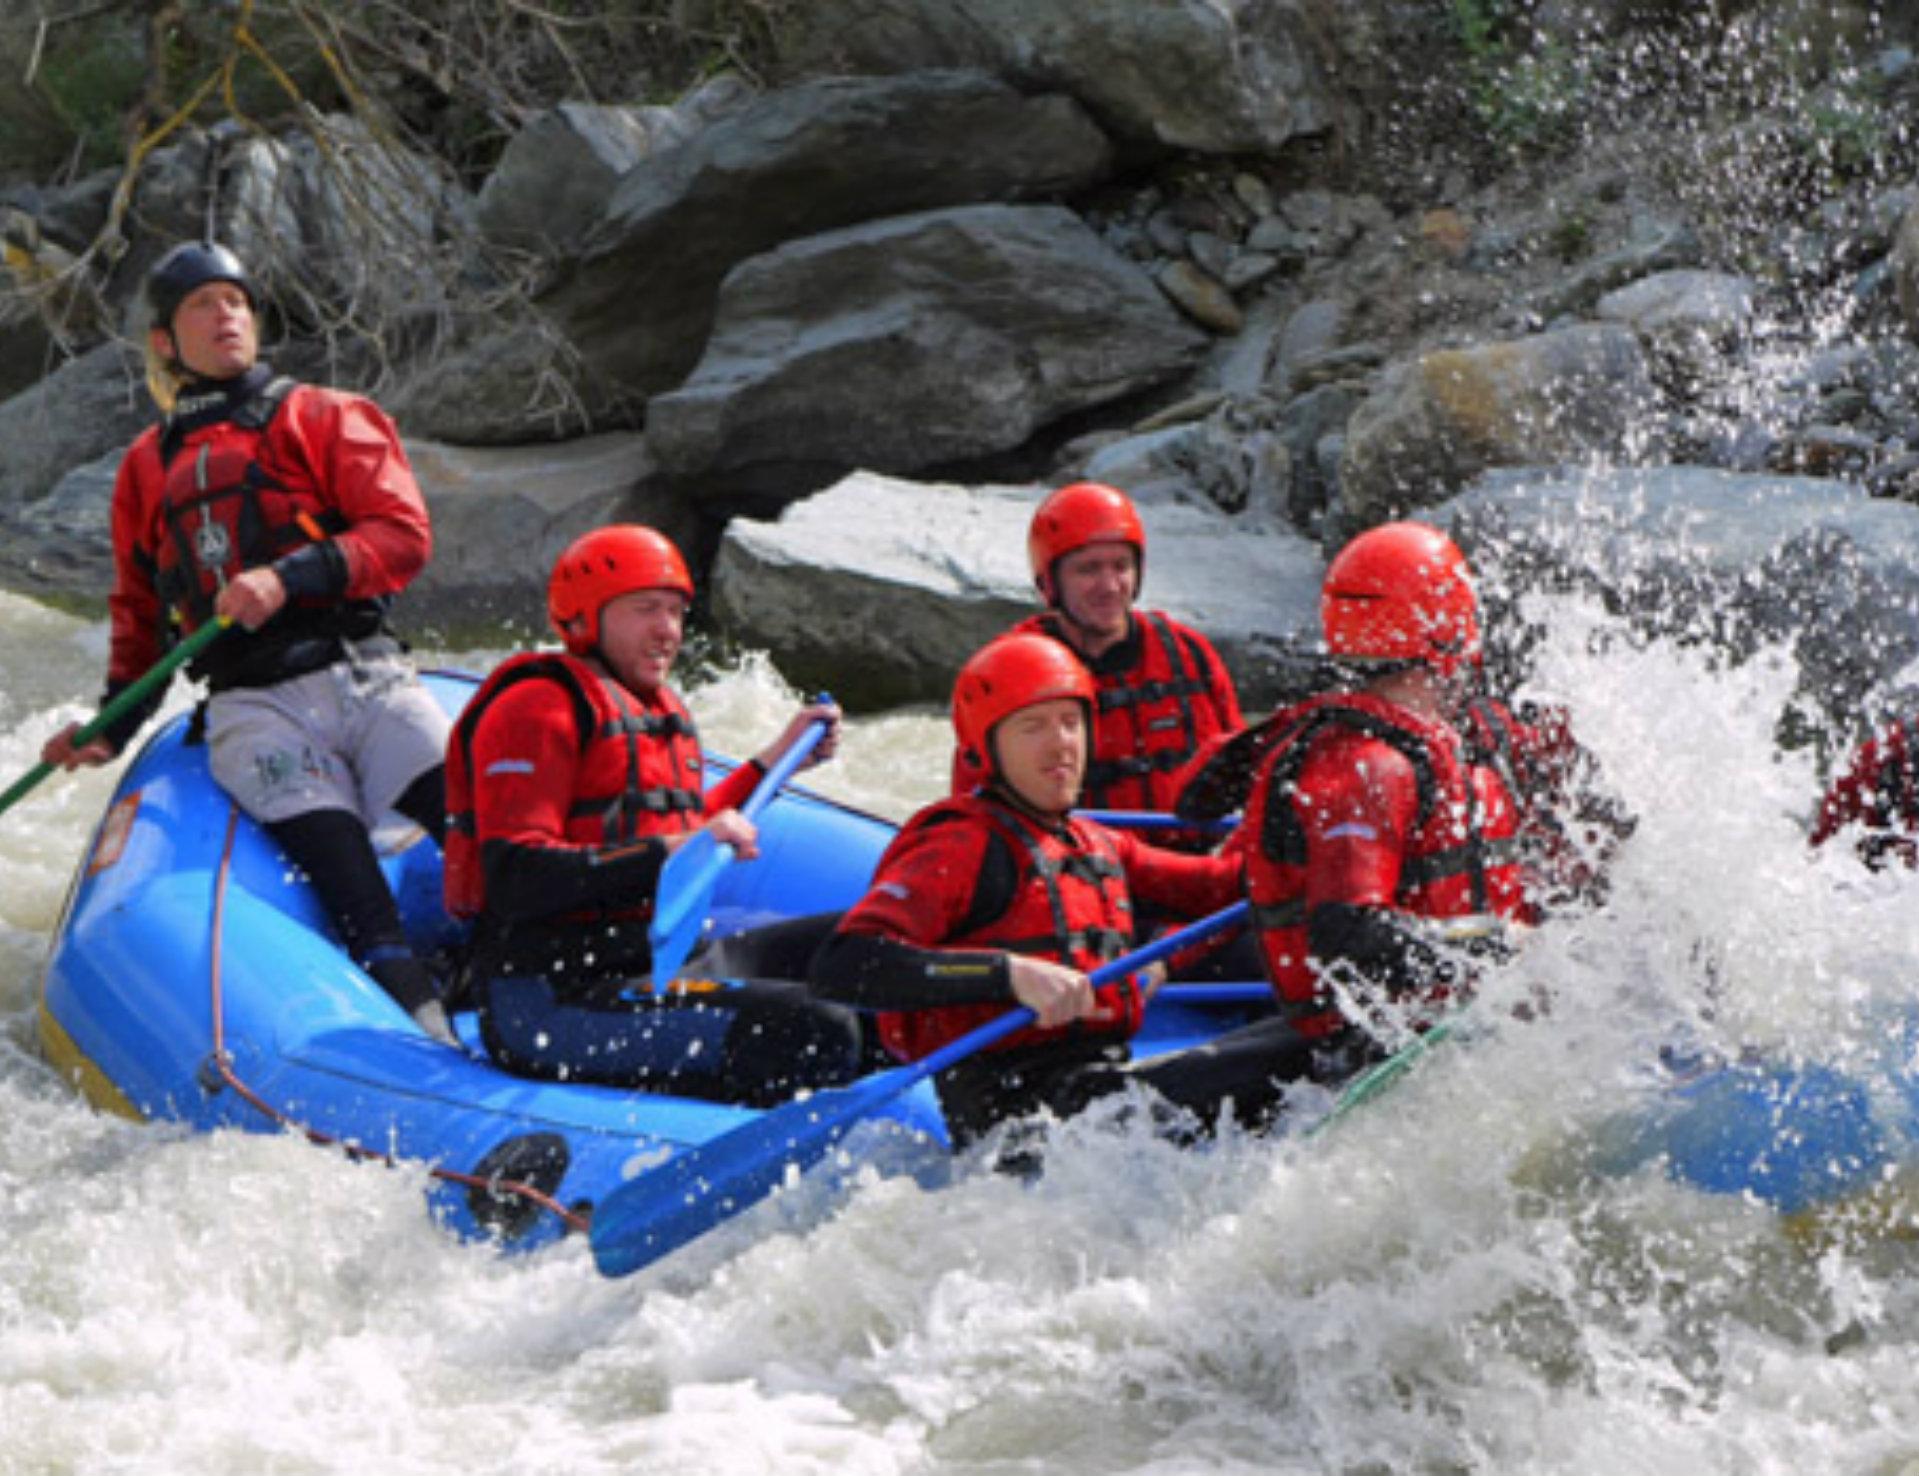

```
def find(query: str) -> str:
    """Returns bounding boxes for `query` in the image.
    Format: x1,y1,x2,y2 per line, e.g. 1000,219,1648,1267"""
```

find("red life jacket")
1813,718,1919,864
443,651,706,921
951,612,1237,813
874,794,1143,1063
148,376,343,627
1074,611,1234,810
1242,692,1529,1035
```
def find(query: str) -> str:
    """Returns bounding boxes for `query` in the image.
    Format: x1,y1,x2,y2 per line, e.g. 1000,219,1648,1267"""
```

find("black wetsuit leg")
267,807,438,1012
477,969,864,1106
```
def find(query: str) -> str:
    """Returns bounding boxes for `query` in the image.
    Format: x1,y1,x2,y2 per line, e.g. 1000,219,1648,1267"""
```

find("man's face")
990,697,1087,816
154,280,258,381
1046,540,1138,643
596,588,687,693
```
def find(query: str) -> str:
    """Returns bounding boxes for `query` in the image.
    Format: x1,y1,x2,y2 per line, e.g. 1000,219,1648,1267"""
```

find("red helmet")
1321,521,1480,676
952,633,1096,769
1027,481,1146,594
547,525,694,654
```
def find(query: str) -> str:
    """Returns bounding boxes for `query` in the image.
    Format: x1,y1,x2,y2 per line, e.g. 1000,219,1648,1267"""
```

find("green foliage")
31,31,146,172
1794,72,1889,183
1547,203,1593,263
1447,0,1587,154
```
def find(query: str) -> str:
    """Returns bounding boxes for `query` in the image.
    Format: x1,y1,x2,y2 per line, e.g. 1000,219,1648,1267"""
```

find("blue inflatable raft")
1589,1018,1919,1220
35,670,1259,1261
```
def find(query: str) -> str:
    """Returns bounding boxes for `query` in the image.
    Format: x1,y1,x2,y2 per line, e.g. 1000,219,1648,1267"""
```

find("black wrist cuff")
273,541,347,601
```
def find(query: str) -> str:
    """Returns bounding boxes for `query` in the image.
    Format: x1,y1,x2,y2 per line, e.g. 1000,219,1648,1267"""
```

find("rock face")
541,71,1114,399
383,318,633,446
1338,325,1659,527
1596,268,1759,394
0,448,119,599
117,117,465,340
711,470,1323,709
474,103,661,259
645,205,1207,485
383,434,697,641
474,81,759,261
780,0,1338,154
0,343,149,518
1894,197,1919,344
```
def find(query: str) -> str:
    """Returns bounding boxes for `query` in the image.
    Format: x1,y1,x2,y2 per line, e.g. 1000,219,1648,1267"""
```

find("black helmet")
145,240,256,330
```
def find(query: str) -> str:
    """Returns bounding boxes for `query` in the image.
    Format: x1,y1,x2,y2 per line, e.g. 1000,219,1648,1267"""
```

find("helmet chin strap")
980,732,1079,828
984,776,1072,828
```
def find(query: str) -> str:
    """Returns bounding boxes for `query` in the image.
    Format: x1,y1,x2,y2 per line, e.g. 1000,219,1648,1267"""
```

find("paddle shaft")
1152,981,1272,1008
909,899,1255,1076
647,704,831,974
1075,809,1237,836
589,899,1252,1277
1312,1016,1459,1135
0,617,229,819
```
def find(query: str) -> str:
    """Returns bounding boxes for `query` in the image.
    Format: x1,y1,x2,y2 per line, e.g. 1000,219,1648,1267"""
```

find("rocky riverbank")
5,2,1919,735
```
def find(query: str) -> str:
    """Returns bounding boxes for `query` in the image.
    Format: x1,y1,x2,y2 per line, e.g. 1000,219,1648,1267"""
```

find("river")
4,583,1919,1475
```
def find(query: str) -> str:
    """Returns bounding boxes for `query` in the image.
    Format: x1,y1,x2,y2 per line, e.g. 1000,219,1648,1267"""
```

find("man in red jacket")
815,632,1281,1146
952,481,1242,824
1812,718,1919,867
1239,523,1545,1058
443,523,862,1103
40,242,456,1042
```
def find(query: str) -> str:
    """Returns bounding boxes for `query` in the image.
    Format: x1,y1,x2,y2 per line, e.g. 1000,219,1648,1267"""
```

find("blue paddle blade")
647,711,831,982
589,901,1250,1278
590,1068,925,1277
646,831,726,979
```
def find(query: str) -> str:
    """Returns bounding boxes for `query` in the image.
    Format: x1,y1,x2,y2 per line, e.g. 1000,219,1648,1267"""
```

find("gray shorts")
207,648,450,827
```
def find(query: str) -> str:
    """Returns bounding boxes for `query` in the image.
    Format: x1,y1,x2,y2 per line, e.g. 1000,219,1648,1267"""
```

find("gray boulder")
117,117,466,341
1894,195,1919,345
402,433,696,640
1596,268,1759,393
474,82,761,261
711,470,1322,709
384,318,635,445
475,104,660,258
541,71,1114,399
781,0,1336,154
0,447,119,598
645,205,1206,484
0,341,150,513
1596,269,1759,342
1532,218,1703,320
1339,325,1659,526
1080,397,1296,529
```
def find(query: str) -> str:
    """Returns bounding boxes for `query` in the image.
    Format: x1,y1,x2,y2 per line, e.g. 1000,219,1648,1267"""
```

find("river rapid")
5,582,1919,1476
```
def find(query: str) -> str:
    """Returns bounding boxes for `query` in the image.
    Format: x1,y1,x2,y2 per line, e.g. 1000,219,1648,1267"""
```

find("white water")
6,587,1919,1475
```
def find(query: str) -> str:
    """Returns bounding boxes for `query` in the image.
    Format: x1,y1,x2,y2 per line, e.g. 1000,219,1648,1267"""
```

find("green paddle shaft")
1312,1017,1460,1135
0,617,229,819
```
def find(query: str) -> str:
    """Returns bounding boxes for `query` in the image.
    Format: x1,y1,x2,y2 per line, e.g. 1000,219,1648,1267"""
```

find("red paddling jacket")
104,367,430,727
1813,717,1919,867
1242,692,1533,1036
443,651,761,939
952,611,1242,814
